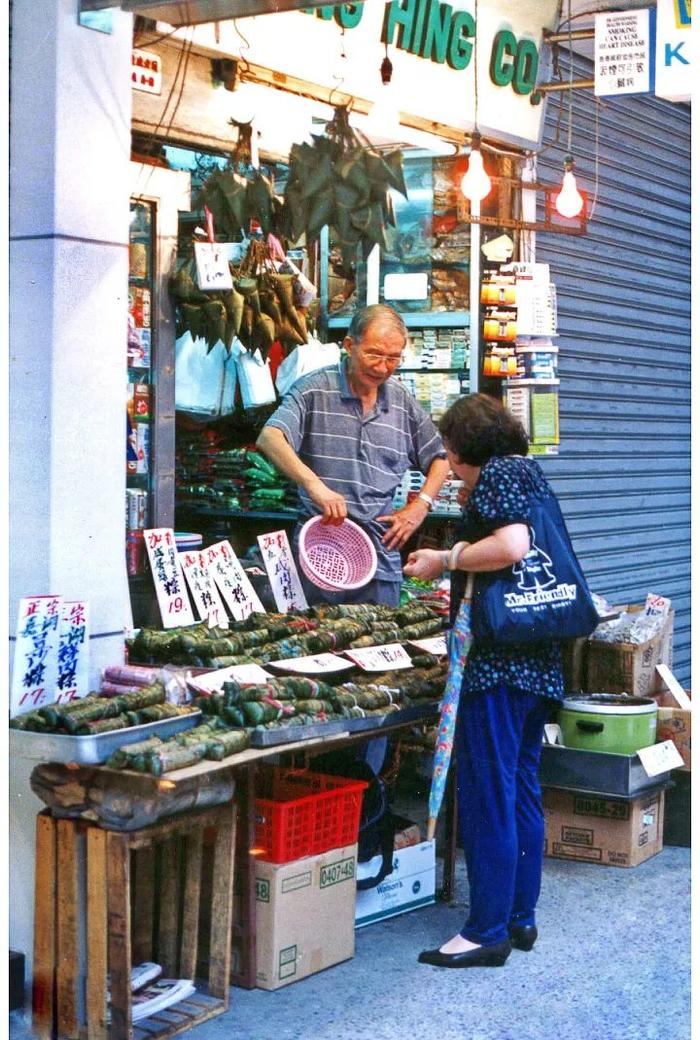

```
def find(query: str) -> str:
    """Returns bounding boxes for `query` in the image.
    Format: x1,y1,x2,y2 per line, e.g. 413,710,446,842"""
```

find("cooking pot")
558,694,658,755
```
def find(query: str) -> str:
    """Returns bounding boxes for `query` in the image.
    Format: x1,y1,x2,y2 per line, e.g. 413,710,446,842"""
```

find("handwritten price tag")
267,653,355,675
408,636,447,657
257,530,308,613
144,529,196,629
56,601,90,703
343,643,414,672
180,550,229,628
636,739,684,777
188,663,272,694
205,541,265,621
10,595,63,716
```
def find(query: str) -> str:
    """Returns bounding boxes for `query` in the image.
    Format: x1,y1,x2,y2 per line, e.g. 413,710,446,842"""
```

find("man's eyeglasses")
361,350,404,369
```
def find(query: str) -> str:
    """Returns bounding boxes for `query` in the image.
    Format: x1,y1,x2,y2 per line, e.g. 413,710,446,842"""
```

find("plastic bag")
275,338,340,396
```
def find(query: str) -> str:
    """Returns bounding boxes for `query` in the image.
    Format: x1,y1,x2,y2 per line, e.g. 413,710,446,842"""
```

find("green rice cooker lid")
562,694,657,716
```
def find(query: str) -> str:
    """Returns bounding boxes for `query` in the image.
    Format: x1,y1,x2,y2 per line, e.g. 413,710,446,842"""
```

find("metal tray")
9,711,202,765
342,701,440,733
249,718,350,747
539,743,671,799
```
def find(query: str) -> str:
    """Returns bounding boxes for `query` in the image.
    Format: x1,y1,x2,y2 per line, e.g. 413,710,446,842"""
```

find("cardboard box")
584,604,674,697
543,788,665,868
652,664,691,770
355,840,436,928
233,843,357,991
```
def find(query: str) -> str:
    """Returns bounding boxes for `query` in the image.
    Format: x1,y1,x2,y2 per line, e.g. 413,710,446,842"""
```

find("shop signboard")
10,596,62,716
654,0,692,103
151,0,560,151
131,48,162,94
145,528,197,628
180,549,229,628
205,539,266,620
257,530,308,614
594,9,652,97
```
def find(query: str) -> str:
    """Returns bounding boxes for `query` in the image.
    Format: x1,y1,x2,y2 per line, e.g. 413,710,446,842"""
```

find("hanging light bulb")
555,156,584,219
364,51,403,140
460,132,492,203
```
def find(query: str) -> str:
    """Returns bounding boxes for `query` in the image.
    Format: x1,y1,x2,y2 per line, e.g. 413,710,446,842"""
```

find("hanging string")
566,0,574,156
589,96,601,220
473,0,479,131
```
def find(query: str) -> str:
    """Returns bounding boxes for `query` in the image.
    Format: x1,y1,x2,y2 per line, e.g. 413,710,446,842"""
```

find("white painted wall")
9,0,134,986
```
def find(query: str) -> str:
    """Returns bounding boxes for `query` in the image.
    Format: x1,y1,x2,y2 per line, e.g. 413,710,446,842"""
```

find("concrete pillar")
9,0,133,983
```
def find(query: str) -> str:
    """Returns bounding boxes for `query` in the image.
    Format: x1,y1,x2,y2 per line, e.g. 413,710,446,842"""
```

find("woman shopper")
404,394,571,969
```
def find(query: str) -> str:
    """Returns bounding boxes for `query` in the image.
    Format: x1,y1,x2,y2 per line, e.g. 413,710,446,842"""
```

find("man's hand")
403,549,446,582
377,499,430,551
304,478,348,525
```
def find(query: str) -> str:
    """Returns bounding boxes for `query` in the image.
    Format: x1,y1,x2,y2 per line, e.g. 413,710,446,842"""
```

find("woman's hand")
378,500,430,551
403,548,446,582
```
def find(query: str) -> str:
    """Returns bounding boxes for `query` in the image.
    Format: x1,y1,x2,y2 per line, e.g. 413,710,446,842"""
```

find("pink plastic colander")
299,517,378,592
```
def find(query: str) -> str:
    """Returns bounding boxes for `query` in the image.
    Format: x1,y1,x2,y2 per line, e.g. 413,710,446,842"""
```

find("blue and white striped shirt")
265,358,446,581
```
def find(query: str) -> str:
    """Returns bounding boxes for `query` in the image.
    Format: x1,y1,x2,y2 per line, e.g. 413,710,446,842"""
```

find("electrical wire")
566,0,574,157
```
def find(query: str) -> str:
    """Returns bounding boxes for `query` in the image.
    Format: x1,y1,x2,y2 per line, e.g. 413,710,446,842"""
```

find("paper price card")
205,540,265,621
56,601,90,703
10,595,63,716
188,663,272,695
257,530,308,613
268,653,355,675
408,636,448,657
343,643,414,672
145,528,196,629
180,551,229,629
193,241,233,291
636,739,684,778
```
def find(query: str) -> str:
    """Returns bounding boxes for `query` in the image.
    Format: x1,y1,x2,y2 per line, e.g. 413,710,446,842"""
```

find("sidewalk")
10,845,690,1040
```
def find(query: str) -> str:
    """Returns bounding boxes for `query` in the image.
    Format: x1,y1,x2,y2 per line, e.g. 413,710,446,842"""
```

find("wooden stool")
32,803,236,1040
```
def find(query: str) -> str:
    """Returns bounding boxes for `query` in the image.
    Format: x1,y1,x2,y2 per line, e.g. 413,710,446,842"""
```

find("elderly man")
257,304,450,607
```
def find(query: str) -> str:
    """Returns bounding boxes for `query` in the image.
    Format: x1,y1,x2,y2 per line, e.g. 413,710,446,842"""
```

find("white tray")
9,711,202,765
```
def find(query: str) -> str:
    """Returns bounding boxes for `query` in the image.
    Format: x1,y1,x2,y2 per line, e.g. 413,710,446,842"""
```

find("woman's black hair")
438,393,529,466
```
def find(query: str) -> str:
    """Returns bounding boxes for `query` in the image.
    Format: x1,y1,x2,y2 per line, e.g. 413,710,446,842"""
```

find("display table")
30,706,444,1037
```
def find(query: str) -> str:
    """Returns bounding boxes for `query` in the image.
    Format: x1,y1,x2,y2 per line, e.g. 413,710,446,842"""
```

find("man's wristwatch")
417,492,434,509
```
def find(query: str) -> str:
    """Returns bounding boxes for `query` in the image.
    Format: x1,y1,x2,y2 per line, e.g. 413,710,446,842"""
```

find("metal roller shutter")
535,53,691,684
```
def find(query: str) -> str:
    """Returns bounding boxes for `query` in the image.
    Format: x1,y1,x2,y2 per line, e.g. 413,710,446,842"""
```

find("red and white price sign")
343,643,414,672
257,530,308,613
144,528,196,629
408,636,447,657
180,550,229,629
10,595,63,716
268,653,355,675
204,541,265,621
188,663,272,695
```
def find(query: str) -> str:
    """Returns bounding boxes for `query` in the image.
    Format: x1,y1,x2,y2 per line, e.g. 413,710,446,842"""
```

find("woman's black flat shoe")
418,939,511,968
509,925,537,951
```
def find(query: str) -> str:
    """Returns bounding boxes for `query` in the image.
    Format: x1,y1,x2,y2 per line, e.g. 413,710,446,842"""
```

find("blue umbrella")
427,576,474,840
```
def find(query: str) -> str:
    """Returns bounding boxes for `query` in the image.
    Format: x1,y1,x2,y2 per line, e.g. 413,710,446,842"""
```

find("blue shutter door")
535,54,691,684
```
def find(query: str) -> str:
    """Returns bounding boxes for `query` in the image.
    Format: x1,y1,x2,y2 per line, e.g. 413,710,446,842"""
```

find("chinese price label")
188,663,273,695
257,530,308,613
267,653,355,675
56,601,90,703
194,242,234,292
10,595,62,716
408,636,447,657
144,528,196,629
205,541,265,621
636,739,684,778
343,643,414,672
180,550,229,628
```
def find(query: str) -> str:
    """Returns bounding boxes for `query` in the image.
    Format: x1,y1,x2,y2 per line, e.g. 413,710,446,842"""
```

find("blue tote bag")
471,493,599,645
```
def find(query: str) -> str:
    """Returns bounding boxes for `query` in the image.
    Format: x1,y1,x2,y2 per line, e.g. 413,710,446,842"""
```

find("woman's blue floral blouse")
450,454,564,702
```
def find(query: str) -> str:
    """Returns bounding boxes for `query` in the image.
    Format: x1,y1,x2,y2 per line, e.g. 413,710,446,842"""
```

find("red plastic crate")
253,768,367,864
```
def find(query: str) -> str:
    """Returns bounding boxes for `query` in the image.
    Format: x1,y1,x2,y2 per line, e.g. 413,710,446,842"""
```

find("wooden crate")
32,803,236,1040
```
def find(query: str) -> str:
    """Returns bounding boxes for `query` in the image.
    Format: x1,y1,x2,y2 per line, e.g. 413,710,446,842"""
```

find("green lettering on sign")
447,9,475,70
410,0,430,55
421,0,452,62
490,29,516,86
338,3,364,29
513,38,539,94
383,0,418,50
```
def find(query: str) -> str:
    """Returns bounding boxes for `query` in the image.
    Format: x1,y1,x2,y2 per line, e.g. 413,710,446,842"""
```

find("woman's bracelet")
440,550,450,571
448,541,468,571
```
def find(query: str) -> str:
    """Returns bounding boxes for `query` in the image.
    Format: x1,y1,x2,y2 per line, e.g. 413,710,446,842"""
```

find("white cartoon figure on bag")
512,527,556,590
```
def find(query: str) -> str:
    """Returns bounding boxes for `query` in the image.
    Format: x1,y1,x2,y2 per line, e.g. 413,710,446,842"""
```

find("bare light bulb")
555,158,584,218
460,134,492,203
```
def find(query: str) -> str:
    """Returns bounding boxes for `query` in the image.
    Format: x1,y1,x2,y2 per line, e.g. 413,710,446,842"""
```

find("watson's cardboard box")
232,843,357,991
543,788,665,868
355,840,436,927
584,604,674,698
